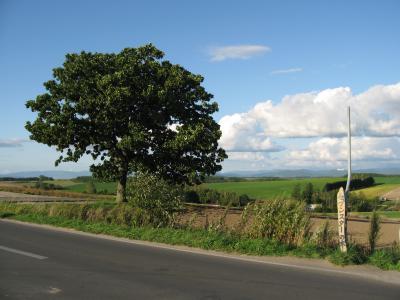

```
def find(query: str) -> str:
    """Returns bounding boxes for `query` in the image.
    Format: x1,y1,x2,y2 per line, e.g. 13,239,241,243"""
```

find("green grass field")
9,175,400,200
206,176,400,200
40,180,117,194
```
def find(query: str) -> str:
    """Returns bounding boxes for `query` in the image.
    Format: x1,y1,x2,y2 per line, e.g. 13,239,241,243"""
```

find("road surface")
1,220,399,299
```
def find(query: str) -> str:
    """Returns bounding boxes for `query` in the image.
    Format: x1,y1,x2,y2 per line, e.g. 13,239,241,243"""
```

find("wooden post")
337,187,347,252
337,106,351,252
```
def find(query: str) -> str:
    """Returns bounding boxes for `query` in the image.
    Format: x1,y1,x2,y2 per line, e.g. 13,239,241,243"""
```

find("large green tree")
26,44,227,202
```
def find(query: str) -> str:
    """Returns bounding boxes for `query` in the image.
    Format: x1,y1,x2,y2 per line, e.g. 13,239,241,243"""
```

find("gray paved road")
1,220,399,299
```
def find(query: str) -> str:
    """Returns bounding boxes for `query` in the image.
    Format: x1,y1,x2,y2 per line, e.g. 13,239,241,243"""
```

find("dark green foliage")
302,183,314,204
184,190,200,203
126,172,182,227
25,44,226,202
183,186,254,207
324,177,375,192
34,181,63,190
349,192,378,212
369,244,400,270
329,244,368,265
0,176,54,181
291,183,302,201
368,211,381,253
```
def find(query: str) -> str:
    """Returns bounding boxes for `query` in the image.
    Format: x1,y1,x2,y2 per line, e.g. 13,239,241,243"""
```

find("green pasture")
206,176,400,200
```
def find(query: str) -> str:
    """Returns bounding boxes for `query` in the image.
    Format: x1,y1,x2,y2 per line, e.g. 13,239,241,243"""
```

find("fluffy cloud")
209,45,270,62
219,82,400,153
219,113,284,152
0,138,28,148
288,137,400,163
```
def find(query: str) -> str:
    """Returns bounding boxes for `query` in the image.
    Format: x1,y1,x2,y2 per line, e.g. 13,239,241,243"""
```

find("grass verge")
0,202,399,271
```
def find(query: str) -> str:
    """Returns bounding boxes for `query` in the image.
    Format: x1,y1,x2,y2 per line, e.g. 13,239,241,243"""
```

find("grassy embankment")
0,201,399,271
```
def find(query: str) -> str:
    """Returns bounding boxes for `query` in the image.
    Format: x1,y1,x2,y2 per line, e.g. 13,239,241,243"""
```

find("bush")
184,190,200,203
314,220,336,249
245,199,311,247
329,244,367,265
126,172,182,227
368,211,381,254
369,244,400,270
183,186,254,207
85,181,97,194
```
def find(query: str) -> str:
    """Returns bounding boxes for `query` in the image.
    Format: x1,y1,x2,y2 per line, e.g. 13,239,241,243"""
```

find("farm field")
206,176,400,200
2,175,400,201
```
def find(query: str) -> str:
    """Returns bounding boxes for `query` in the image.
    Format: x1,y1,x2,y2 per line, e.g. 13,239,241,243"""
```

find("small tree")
85,181,97,194
291,183,301,201
368,211,381,254
26,44,226,202
302,182,314,204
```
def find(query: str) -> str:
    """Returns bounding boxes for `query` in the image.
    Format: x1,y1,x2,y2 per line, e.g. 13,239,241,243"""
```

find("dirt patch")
177,206,400,246
382,187,400,201
0,191,92,203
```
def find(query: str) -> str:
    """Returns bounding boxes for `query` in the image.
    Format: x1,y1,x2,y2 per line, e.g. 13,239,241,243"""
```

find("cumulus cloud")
270,68,303,75
219,113,284,152
0,138,28,148
288,137,400,163
209,45,270,62
219,82,400,153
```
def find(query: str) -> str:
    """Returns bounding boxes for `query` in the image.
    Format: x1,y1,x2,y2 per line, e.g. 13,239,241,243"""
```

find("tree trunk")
116,171,128,203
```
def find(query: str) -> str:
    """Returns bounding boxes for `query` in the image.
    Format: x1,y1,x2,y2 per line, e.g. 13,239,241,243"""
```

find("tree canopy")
26,44,227,202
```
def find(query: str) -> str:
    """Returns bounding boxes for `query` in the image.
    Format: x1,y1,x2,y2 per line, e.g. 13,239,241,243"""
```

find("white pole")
345,106,351,195
337,106,351,252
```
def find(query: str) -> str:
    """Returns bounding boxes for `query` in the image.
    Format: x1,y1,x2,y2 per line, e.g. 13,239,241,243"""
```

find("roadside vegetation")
1,173,399,271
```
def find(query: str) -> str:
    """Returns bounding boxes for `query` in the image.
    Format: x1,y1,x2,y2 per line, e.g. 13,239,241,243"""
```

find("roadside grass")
1,201,399,271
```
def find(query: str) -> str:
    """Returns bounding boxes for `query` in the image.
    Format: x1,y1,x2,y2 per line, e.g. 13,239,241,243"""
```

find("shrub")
183,186,253,207
329,244,367,265
245,199,311,246
368,211,381,254
126,172,182,227
369,244,400,270
85,181,97,194
314,220,336,249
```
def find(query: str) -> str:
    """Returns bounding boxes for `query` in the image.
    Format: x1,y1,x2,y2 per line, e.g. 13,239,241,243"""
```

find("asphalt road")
1,221,399,300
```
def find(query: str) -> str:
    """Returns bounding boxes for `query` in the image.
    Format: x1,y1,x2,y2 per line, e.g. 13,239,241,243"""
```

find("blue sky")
1,0,400,173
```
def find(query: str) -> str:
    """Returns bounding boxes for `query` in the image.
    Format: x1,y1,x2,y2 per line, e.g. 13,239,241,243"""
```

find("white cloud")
0,138,28,148
227,152,267,161
288,137,399,163
219,82,400,151
219,113,284,152
209,45,270,62
270,68,303,75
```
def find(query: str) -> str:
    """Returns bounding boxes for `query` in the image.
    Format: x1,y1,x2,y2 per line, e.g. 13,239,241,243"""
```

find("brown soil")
178,206,400,247
383,187,400,201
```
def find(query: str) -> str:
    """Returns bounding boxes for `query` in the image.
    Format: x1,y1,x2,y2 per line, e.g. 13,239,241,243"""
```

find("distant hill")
1,170,91,179
219,168,400,178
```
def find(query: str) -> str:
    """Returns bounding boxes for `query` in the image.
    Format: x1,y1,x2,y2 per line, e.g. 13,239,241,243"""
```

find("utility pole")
337,106,351,252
